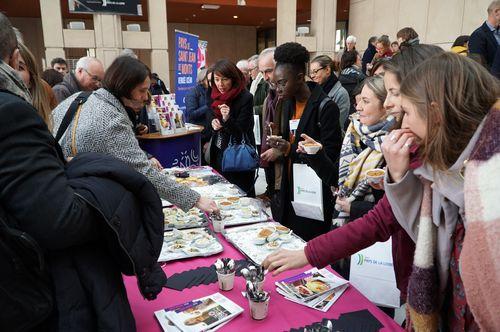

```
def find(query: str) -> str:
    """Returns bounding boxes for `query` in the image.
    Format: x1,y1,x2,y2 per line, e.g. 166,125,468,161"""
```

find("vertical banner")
175,30,198,112
198,40,208,69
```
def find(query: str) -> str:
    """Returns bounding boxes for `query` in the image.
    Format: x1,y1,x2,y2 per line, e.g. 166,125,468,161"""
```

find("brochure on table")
155,292,243,332
275,268,350,312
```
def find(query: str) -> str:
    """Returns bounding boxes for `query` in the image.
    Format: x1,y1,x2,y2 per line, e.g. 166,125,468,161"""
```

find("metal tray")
212,197,270,227
158,227,224,262
222,222,306,265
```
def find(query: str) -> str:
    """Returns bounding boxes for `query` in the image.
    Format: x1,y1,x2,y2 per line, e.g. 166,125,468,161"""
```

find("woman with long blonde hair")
17,43,54,130
383,53,499,331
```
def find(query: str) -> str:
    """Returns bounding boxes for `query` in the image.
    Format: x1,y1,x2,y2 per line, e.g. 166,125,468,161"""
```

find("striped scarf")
406,179,439,331
334,115,395,225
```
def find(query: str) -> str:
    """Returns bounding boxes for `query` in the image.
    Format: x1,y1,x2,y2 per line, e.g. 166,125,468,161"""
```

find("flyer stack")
148,94,186,135
275,268,350,312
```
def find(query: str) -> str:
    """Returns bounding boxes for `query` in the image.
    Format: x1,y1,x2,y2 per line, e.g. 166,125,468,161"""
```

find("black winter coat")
0,91,165,331
277,83,342,241
469,21,499,70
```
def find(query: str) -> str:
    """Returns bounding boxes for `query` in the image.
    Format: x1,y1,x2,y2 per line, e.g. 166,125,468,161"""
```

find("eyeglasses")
309,66,326,77
83,68,102,82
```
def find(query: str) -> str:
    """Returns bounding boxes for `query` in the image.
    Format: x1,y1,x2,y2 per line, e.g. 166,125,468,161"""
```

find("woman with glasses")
266,42,342,241
207,59,257,196
309,55,351,129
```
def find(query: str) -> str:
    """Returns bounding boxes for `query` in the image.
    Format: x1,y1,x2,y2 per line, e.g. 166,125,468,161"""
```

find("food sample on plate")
276,225,291,234
159,227,223,262
258,227,275,239
174,176,208,187
193,237,214,248
266,241,281,250
218,201,233,210
223,223,306,265
168,243,186,252
163,206,205,230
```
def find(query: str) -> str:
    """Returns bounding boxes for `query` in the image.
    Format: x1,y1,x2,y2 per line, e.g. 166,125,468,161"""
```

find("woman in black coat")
265,43,343,241
207,59,256,196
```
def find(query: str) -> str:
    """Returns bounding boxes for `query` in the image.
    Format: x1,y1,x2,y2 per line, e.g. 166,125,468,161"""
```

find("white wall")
349,0,491,51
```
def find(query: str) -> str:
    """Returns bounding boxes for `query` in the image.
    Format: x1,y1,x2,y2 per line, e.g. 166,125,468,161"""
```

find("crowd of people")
1,1,499,330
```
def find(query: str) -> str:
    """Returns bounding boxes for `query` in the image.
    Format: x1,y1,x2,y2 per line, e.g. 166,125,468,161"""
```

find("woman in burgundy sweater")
263,45,444,301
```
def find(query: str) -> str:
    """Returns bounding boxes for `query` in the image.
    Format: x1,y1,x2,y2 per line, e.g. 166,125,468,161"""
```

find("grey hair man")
247,54,259,81
52,56,104,103
346,35,357,51
258,47,276,83
236,59,250,84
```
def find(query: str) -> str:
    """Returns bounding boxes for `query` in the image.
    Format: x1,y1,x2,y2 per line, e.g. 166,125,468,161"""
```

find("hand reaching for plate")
262,248,309,276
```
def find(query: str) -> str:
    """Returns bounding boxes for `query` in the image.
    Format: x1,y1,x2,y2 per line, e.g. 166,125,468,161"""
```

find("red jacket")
305,149,421,299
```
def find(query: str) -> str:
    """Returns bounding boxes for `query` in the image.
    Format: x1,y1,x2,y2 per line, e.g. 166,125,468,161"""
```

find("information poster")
175,30,198,112
198,40,208,69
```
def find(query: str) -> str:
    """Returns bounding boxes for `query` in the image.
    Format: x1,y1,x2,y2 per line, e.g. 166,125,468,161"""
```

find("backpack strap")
317,97,331,128
55,91,92,144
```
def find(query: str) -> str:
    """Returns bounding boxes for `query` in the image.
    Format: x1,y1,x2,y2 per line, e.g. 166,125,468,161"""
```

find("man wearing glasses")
53,56,104,104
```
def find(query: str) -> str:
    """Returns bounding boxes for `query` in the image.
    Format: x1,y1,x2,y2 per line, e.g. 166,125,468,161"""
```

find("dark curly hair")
274,42,310,74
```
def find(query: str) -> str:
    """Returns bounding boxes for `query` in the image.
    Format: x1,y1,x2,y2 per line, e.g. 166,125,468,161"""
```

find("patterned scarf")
0,60,32,103
406,179,439,331
334,115,395,225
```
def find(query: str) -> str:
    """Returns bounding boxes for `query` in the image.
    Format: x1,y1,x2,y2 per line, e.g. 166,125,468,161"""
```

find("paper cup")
217,271,235,291
212,218,224,233
303,144,321,155
365,168,385,186
248,296,270,320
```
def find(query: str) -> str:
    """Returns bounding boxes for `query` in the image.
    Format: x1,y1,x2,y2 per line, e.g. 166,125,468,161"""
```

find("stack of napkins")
275,268,349,312
155,293,243,332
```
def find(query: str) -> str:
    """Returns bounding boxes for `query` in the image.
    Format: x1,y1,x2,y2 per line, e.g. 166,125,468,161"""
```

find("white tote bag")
253,114,261,146
291,163,324,221
349,239,401,308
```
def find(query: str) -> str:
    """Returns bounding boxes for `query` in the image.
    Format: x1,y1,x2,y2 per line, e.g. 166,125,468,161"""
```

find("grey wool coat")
52,88,200,211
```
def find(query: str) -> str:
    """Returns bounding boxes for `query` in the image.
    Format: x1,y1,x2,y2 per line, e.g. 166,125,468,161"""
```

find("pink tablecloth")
124,231,403,332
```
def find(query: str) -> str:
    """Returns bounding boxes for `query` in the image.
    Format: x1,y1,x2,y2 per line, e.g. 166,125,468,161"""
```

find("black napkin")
165,260,253,291
289,309,384,332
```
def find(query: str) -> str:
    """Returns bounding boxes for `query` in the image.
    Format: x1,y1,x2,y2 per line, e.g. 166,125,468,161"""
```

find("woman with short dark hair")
207,59,256,195
52,56,218,213
265,42,343,241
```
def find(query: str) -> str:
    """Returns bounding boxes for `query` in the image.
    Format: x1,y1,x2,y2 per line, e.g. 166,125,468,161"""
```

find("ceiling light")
201,4,220,10
233,15,238,18
237,0,246,5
